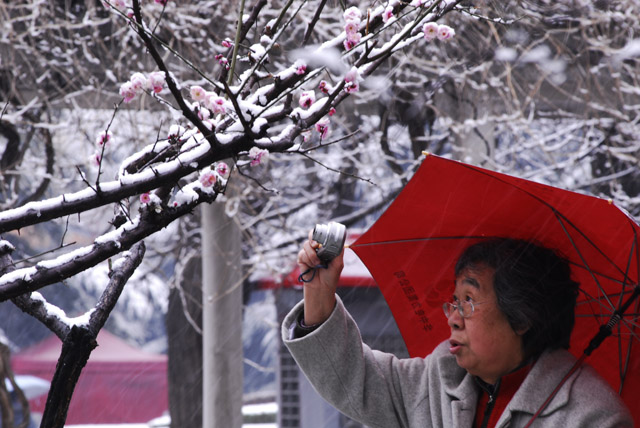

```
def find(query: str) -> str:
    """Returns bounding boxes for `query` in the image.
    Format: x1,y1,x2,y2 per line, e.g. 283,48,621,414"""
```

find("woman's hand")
298,230,344,325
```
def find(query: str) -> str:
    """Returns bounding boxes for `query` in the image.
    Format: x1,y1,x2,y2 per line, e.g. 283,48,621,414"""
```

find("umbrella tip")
422,151,430,157
608,198,613,205
344,244,350,249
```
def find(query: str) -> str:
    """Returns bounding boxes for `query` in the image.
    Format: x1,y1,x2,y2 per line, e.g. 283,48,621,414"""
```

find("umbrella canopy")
350,154,639,421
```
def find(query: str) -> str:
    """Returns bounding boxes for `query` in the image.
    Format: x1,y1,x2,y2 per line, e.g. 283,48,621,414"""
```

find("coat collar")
434,342,581,426
434,341,477,403
495,348,582,426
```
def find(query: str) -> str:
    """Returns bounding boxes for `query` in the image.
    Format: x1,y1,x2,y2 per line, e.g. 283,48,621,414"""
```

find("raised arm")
297,230,344,325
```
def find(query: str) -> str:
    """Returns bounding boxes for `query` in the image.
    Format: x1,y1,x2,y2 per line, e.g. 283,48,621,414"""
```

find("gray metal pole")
202,201,243,428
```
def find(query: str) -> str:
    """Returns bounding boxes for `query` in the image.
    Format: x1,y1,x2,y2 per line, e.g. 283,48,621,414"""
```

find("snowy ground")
65,402,278,427
67,425,276,428
66,425,276,428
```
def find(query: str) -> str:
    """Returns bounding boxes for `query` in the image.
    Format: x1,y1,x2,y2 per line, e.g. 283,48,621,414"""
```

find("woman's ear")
512,320,530,336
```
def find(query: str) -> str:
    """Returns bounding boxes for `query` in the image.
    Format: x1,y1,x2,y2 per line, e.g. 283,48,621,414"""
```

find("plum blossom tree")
0,0,466,426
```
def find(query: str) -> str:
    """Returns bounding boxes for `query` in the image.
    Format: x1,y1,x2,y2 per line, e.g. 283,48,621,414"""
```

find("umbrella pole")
584,284,640,357
524,284,640,427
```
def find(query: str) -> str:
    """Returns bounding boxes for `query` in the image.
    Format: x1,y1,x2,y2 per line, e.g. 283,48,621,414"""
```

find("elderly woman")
282,237,633,427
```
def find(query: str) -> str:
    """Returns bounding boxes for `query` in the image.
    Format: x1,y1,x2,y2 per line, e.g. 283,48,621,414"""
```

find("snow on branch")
0,0,465,305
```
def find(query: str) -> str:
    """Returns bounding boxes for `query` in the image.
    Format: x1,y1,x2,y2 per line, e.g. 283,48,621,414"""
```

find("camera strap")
298,264,328,283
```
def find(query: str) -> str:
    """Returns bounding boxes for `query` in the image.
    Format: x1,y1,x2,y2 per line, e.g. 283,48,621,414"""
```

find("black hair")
455,238,580,360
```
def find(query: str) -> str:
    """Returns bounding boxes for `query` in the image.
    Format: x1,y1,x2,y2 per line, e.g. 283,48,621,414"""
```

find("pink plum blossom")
294,61,307,75
344,21,359,35
168,125,185,140
96,131,112,147
199,171,216,188
215,55,229,68
249,147,269,166
119,81,137,103
222,39,232,48
423,22,438,41
315,118,330,140
190,85,206,102
383,6,394,23
328,107,336,116
140,193,151,204
299,91,316,109
343,6,362,23
155,0,167,5
318,80,332,94
343,5,362,51
148,71,166,93
216,162,230,179
196,107,210,121
91,153,102,166
343,31,361,51
130,72,148,93
344,66,360,93
437,24,455,41
205,94,226,115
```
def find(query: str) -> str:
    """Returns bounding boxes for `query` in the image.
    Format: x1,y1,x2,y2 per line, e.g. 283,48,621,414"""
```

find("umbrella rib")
350,235,491,248
618,229,637,310
631,227,640,284
552,210,615,311
619,308,640,394
574,313,640,319
548,209,628,280
457,161,633,281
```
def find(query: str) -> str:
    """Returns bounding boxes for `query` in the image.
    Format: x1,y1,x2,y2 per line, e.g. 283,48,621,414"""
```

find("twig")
298,130,360,153
0,101,9,121
295,151,378,186
131,0,219,147
303,0,329,44
227,0,246,86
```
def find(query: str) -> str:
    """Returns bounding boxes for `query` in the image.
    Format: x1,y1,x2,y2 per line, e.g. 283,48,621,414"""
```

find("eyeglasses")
442,299,485,319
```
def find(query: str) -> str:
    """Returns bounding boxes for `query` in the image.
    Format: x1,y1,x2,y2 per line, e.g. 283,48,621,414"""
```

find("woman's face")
447,264,525,384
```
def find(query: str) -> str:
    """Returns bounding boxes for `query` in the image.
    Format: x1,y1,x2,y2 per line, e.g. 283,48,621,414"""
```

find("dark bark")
39,325,97,428
0,143,233,235
167,255,203,428
0,193,215,302
0,241,146,428
0,121,21,171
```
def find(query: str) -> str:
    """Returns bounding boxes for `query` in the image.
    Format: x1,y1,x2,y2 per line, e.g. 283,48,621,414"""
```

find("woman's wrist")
303,287,336,325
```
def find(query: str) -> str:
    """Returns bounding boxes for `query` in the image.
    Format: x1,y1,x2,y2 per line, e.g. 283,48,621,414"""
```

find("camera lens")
312,224,329,246
312,222,346,262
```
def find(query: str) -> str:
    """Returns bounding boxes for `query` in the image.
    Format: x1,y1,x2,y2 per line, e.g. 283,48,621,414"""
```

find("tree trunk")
167,255,203,428
40,326,96,428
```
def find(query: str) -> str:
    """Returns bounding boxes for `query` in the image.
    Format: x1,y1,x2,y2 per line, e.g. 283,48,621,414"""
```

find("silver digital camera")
312,222,347,262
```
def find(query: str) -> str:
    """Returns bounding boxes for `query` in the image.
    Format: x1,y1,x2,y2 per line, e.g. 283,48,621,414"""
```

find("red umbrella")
350,154,640,422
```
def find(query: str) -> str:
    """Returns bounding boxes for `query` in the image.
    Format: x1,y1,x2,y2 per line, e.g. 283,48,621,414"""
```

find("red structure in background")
11,329,167,424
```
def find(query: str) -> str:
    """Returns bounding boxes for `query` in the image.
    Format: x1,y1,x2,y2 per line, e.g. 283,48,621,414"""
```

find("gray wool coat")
282,296,634,428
